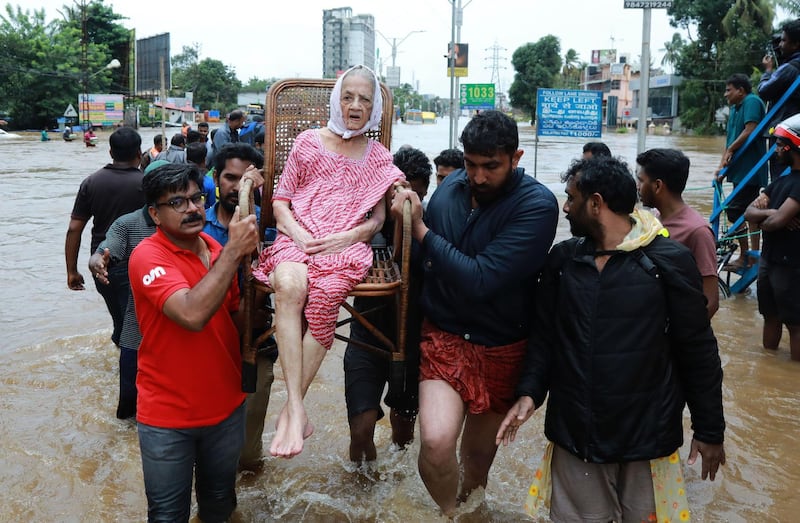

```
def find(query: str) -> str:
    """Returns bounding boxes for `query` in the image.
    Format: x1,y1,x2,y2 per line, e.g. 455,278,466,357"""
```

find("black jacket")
516,235,725,463
420,167,558,346
758,50,800,133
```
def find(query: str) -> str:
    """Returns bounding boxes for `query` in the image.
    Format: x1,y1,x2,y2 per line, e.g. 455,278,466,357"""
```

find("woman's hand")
291,227,317,253
304,230,358,256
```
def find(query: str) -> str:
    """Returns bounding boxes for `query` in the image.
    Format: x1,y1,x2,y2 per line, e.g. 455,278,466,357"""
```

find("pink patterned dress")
253,129,404,349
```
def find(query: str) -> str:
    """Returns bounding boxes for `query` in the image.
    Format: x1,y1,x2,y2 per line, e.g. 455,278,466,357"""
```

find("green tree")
0,5,82,129
171,44,201,93
57,0,133,95
559,48,582,89
660,33,684,71
776,0,800,13
722,0,773,35
392,83,423,119
508,35,562,119
241,77,277,93
170,44,241,111
194,60,241,111
0,1,134,129
669,0,774,131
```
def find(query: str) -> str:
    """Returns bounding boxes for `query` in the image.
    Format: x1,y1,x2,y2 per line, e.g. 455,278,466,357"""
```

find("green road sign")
460,83,496,110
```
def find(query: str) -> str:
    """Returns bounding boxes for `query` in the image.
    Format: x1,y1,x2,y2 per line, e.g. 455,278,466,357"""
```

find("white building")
322,7,375,78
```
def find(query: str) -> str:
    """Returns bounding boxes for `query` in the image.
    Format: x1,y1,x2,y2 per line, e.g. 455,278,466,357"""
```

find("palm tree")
563,48,580,88
660,33,684,73
776,0,800,15
722,0,774,36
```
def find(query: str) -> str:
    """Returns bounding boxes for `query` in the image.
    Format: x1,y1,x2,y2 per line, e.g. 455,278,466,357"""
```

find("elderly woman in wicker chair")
253,65,404,458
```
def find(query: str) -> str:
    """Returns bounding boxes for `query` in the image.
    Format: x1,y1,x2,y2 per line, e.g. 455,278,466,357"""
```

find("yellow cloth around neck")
616,208,669,252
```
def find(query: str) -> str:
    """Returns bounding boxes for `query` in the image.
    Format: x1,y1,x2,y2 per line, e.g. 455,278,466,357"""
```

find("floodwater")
1,121,799,522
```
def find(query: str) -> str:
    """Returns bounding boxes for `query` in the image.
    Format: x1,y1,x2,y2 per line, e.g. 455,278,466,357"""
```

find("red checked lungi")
419,320,527,414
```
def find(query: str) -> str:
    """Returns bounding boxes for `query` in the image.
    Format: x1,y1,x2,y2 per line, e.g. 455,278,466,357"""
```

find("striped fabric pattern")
253,129,403,349
98,207,156,350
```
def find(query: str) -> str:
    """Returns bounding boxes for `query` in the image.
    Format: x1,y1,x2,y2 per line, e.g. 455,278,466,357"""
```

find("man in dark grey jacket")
209,110,244,166
392,110,558,516
759,19,800,181
497,156,726,523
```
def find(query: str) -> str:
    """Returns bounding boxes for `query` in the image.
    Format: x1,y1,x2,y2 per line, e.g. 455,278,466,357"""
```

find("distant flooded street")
1,121,799,521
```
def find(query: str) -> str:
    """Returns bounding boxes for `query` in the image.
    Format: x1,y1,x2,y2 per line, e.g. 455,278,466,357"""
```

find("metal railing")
709,74,800,293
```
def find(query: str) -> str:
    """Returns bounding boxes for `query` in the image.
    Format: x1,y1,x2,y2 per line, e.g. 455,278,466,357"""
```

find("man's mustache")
182,213,203,225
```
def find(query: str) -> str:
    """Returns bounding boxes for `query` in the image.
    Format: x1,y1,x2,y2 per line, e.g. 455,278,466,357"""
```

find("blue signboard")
536,89,603,138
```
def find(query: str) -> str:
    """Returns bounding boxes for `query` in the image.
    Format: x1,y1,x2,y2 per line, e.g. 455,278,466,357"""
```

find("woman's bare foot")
270,403,314,458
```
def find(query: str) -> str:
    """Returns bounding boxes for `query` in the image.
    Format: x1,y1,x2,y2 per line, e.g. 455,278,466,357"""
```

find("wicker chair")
238,78,411,394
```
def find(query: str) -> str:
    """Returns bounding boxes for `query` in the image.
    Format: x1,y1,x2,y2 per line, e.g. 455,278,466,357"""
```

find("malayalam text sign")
460,83,495,110
537,89,603,138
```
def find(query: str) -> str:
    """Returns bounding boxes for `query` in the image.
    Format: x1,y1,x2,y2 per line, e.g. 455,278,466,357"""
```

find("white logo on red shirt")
142,266,166,285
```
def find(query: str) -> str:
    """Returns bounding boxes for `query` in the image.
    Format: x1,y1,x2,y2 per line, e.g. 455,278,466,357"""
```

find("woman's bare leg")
269,262,312,458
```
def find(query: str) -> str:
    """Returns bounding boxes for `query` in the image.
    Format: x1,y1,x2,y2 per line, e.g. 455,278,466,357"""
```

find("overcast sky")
33,0,689,97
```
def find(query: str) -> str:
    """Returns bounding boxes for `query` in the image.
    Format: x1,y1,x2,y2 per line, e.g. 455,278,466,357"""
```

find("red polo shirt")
129,229,244,428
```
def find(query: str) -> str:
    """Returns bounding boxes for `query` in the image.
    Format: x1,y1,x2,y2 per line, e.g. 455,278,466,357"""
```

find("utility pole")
448,0,472,148
376,29,425,84
448,1,457,147
637,9,651,156
80,0,89,131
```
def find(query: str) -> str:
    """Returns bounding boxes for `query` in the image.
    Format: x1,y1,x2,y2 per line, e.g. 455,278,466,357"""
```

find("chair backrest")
259,78,394,238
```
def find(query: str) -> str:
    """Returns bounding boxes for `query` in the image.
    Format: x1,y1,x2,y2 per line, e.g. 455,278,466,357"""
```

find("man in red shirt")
128,162,259,522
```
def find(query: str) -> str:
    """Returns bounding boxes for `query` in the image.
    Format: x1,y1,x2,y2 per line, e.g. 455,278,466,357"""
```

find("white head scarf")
327,65,383,140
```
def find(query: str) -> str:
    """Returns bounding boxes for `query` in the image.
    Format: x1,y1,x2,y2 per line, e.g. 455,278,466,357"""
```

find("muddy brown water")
1,123,798,521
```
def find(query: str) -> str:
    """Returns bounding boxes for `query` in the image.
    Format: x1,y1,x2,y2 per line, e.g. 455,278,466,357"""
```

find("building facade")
580,59,636,126
322,7,375,78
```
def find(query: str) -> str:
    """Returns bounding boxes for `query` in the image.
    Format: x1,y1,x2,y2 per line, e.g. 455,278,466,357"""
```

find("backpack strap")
632,248,661,279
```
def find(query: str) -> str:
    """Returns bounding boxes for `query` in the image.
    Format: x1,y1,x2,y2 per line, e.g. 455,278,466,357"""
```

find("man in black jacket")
497,156,726,522
391,111,558,516
759,19,800,182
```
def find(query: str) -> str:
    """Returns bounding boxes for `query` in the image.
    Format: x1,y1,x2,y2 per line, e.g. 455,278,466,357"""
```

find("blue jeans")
138,402,245,522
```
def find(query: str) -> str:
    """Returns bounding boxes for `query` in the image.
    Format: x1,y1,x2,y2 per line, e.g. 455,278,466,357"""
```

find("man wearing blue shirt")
203,142,275,470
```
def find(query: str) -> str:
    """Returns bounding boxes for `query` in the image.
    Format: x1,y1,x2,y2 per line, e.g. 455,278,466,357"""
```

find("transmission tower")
485,41,507,108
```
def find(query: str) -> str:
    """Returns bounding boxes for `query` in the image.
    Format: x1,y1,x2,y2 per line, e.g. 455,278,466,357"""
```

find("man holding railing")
716,73,769,271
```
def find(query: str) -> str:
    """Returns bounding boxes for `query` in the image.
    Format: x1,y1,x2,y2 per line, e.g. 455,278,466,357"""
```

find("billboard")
591,49,617,65
536,88,603,138
386,66,401,88
136,33,170,95
78,94,124,126
446,43,468,78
